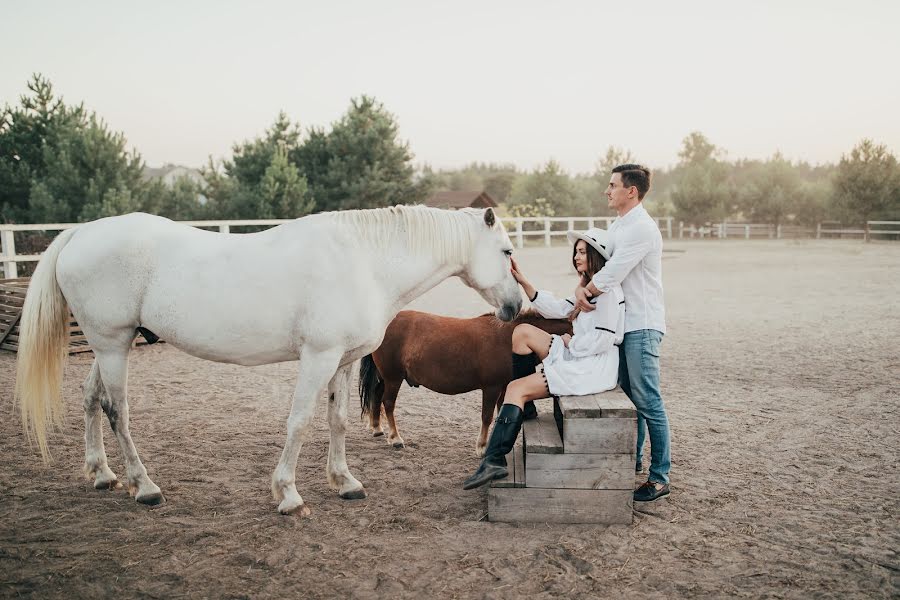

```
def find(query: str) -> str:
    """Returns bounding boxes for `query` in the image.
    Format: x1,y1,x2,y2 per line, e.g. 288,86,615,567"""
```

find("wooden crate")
0,278,158,355
488,387,637,524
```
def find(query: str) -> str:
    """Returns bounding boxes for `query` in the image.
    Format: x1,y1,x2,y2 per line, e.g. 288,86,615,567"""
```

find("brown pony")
359,310,573,455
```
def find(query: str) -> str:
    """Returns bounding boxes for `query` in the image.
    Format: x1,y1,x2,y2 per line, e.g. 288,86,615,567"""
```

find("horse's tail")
15,227,78,462
359,354,383,418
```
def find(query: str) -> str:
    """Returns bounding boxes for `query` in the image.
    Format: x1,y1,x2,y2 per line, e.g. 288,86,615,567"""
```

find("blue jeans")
619,329,670,485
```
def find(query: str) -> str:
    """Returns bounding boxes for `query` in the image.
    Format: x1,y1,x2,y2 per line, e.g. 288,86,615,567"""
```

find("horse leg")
326,363,366,499
81,360,120,490
476,386,503,457
382,380,404,449
370,379,385,437
271,348,342,515
93,346,163,505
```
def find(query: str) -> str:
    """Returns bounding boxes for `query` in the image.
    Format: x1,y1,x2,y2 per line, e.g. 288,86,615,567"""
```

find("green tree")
831,139,900,223
734,154,805,226
509,160,581,215
203,112,312,219
670,132,731,225
293,96,423,211
0,74,145,223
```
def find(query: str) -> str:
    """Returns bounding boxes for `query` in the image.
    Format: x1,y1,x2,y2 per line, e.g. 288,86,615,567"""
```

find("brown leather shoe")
634,480,670,502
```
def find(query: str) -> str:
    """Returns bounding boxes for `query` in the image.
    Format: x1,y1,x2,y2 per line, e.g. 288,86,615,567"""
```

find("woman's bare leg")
511,324,554,360
503,373,551,409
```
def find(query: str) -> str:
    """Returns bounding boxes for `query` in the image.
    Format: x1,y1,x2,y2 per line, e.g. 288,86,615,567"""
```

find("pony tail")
358,354,383,417
15,228,78,462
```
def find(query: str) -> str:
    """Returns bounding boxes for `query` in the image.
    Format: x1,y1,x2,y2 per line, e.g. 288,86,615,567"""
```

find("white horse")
15,205,521,515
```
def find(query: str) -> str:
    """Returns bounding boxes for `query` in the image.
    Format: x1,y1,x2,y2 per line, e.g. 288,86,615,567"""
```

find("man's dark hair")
612,164,652,200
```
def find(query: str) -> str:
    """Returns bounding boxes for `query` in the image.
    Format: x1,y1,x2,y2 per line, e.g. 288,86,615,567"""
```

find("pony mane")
325,204,484,265
479,308,563,329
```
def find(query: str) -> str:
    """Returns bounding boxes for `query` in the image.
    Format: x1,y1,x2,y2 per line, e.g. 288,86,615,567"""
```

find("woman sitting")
463,228,625,490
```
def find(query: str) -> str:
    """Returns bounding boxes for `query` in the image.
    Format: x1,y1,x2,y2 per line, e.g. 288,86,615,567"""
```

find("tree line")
2,74,898,227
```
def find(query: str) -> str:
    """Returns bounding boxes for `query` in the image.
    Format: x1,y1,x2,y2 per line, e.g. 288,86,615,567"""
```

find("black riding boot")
463,404,524,490
512,353,539,420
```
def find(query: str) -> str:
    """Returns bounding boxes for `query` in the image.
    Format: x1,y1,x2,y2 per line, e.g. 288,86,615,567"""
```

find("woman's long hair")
572,240,607,287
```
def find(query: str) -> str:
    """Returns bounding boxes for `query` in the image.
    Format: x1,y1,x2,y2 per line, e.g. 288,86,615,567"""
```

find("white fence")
2,217,898,279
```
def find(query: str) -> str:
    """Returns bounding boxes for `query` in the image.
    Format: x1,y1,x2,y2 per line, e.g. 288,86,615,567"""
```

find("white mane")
325,204,483,264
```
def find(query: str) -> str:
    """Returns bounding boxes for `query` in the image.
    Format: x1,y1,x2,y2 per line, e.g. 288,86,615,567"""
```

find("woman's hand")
510,257,528,286
561,333,572,347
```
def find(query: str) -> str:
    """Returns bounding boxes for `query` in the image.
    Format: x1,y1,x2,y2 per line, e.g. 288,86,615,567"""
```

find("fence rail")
1,217,898,279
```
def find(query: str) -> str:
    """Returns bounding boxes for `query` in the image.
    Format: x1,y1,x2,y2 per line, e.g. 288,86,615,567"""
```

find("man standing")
574,164,671,502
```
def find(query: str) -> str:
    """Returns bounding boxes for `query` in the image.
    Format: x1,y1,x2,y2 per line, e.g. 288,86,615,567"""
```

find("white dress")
530,284,625,396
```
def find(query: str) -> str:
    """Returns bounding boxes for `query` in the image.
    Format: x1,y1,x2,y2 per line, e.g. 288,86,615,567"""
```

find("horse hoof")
279,502,311,517
94,478,122,490
373,431,385,437
136,491,165,506
392,442,405,450
340,488,367,500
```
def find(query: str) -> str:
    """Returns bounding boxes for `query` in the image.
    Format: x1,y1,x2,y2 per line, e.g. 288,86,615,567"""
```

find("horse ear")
484,207,496,228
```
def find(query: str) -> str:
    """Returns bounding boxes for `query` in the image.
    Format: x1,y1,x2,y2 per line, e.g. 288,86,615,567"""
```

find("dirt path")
1,240,898,599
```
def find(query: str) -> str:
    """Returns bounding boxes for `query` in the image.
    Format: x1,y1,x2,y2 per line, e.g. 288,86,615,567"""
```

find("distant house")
143,164,208,204
424,191,498,210
143,164,205,188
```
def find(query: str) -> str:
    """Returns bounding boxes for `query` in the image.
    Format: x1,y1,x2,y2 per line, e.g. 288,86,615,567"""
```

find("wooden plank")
490,442,525,488
488,488,632,524
523,411,563,454
556,394,602,418
562,417,637,454
526,453,633,490
597,388,637,418
556,388,636,419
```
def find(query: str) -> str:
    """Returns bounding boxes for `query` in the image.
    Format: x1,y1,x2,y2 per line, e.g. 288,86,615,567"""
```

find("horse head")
458,208,521,322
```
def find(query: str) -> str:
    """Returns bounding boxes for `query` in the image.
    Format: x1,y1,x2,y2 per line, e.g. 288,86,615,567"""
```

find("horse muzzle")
495,300,522,322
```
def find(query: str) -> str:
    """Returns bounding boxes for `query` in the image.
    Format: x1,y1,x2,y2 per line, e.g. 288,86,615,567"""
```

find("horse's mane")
325,204,484,265
479,308,568,329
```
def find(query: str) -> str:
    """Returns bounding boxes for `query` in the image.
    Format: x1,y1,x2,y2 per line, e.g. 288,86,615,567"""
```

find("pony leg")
272,348,342,515
476,386,503,457
94,347,163,505
370,379,385,437
381,380,404,449
81,360,120,490
326,364,366,499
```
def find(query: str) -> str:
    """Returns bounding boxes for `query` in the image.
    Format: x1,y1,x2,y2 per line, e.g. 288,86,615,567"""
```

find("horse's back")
54,213,379,364
376,310,508,393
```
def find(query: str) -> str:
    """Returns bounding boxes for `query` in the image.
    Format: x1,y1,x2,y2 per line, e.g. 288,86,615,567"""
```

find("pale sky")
3,0,898,174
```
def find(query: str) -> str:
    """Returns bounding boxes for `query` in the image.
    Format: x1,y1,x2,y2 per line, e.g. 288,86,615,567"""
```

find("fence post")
722,221,727,239
865,222,870,242
1,229,17,279
544,219,551,247
567,219,574,234
816,223,821,239
666,217,672,239
678,221,683,239
516,220,524,249
588,218,595,229
776,224,782,239
745,225,750,239
219,224,230,234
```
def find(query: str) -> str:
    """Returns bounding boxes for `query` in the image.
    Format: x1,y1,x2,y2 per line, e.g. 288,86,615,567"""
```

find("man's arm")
591,225,654,293
575,225,653,310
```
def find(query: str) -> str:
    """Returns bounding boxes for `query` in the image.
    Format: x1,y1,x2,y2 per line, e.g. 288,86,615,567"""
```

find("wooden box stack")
488,387,636,524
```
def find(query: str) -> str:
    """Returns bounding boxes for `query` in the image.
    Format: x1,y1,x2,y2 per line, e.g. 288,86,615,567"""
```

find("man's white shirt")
591,203,666,334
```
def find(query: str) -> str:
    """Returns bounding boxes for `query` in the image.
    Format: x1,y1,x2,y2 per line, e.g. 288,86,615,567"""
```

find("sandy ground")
1,239,898,599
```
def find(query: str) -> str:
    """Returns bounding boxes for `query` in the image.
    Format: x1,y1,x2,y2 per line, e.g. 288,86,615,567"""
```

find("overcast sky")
3,0,898,173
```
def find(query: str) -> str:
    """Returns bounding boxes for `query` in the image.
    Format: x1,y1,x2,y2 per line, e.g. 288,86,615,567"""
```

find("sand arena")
1,239,898,598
